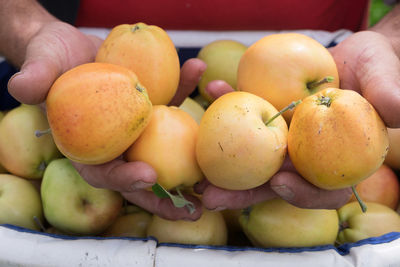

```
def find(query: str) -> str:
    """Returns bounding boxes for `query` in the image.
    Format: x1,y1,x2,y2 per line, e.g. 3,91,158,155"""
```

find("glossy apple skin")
385,128,400,170
348,164,399,210
146,208,228,246
0,104,62,179
46,62,152,165
0,174,44,230
239,198,339,248
288,88,389,190
196,91,288,190
197,39,247,103
237,33,339,123
337,201,400,244
96,22,180,105
41,158,123,236
125,105,203,191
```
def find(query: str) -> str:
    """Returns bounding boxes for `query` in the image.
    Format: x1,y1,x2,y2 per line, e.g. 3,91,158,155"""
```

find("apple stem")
307,76,334,90
35,128,52,138
351,185,367,213
33,216,46,232
265,100,302,126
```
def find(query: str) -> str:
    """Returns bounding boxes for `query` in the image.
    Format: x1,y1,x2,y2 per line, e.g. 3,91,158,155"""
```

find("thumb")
331,31,400,128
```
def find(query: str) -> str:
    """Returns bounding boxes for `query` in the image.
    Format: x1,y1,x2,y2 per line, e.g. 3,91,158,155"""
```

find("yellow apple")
0,174,44,231
124,105,203,191
385,128,400,170
337,201,400,244
41,158,124,236
197,39,247,103
0,111,7,174
96,22,180,105
46,62,152,165
288,88,389,190
146,208,227,246
237,33,339,123
239,198,339,248
178,97,205,124
0,104,62,179
196,91,288,190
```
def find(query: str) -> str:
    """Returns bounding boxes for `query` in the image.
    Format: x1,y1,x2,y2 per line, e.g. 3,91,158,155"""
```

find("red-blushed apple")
239,198,339,248
40,158,124,236
337,201,400,244
196,91,288,190
0,104,62,179
0,174,44,230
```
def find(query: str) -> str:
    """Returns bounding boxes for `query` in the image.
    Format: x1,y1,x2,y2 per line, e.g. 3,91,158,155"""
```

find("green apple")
0,173,43,230
0,104,62,179
146,208,228,246
197,39,247,103
239,198,339,248
0,111,7,174
179,97,205,124
102,205,152,238
41,158,123,236
337,201,400,244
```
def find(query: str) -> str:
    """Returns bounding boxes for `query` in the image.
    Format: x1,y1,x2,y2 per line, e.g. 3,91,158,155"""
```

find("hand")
7,20,207,221
197,80,352,211
329,30,400,128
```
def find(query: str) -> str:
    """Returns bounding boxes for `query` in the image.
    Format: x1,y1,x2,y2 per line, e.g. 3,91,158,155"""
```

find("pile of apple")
1,22,400,249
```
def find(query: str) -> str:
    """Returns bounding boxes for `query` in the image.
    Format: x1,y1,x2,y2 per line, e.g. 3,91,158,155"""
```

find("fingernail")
271,185,295,200
131,181,153,190
210,206,226,212
7,71,22,88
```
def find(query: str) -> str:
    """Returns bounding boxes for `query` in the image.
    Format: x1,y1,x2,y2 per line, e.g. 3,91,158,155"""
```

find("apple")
237,33,339,123
196,91,288,190
288,88,389,190
239,198,339,248
385,128,400,170
0,111,7,174
146,208,228,246
337,201,400,244
178,97,205,124
46,62,152,165
197,39,247,103
96,22,180,105
0,174,44,231
124,105,203,191
348,164,399,210
0,104,62,179
41,158,124,236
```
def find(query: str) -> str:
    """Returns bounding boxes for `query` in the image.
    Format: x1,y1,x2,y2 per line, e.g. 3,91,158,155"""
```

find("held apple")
46,62,152,165
196,91,288,190
41,158,124,236
348,164,399,210
337,201,400,244
0,174,44,231
0,104,62,179
237,33,339,123
146,208,228,246
385,128,400,170
197,39,247,103
96,22,180,105
288,88,389,190
239,198,339,248
124,105,203,191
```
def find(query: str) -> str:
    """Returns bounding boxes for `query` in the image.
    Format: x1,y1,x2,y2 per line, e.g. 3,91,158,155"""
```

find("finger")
122,189,203,221
204,80,235,100
331,31,400,127
168,58,207,106
193,178,211,194
200,182,278,211
71,160,157,192
270,171,352,209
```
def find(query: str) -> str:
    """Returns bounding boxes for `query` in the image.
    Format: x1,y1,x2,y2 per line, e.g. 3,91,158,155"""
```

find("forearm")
0,0,57,67
370,4,400,56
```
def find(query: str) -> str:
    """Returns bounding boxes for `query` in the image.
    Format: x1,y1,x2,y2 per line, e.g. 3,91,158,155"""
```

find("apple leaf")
152,183,196,214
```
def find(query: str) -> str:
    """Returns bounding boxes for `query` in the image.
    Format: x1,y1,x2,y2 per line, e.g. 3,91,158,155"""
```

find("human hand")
7,20,207,221
329,30,400,128
196,80,352,211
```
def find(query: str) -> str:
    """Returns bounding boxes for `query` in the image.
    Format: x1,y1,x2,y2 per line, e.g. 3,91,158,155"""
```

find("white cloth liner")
1,224,400,267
